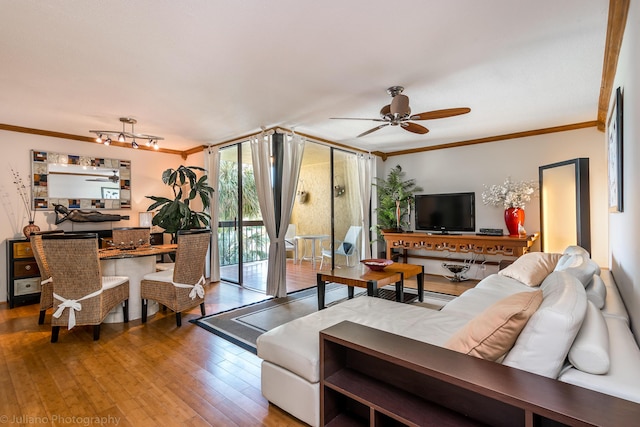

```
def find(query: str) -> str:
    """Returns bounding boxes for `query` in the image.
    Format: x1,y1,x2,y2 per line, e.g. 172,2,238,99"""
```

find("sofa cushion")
568,301,610,374
562,245,591,257
502,271,587,378
585,274,606,309
498,252,561,287
445,290,543,361
554,253,599,286
559,316,640,403
256,296,465,384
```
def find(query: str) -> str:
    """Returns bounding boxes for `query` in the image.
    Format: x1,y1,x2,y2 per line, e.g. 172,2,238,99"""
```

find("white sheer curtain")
357,153,374,259
205,146,221,282
251,132,305,297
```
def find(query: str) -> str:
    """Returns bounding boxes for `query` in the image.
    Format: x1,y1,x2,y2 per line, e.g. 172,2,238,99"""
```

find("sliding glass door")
218,142,267,290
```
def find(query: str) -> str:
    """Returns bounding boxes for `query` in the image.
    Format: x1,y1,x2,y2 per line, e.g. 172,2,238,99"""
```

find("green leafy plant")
146,165,215,242
373,165,423,233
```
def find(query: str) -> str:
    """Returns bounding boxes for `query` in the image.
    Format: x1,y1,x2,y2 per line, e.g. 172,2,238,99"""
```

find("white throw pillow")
498,252,561,287
585,274,607,309
502,271,587,378
554,253,599,287
568,301,610,374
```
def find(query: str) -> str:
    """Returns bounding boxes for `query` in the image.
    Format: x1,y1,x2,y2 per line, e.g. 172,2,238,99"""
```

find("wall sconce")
297,180,309,204
333,175,346,198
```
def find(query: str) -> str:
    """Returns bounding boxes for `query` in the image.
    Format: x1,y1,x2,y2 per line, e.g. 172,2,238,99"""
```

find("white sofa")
256,246,640,426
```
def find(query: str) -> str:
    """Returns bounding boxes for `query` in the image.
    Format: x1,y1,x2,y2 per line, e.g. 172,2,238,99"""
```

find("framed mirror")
31,150,131,210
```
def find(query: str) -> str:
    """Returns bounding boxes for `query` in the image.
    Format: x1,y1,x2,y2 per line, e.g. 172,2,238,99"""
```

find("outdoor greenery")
217,159,267,264
146,165,215,242
373,164,423,233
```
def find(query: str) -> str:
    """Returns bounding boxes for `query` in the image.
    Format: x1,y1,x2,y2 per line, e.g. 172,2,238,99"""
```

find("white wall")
0,131,201,302
609,0,640,341
379,127,607,270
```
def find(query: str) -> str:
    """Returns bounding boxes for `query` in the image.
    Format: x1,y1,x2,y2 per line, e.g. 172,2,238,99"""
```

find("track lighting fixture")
90,117,163,149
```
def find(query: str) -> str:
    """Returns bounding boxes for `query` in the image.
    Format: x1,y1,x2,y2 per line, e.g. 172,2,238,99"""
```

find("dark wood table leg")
395,272,404,302
367,281,378,297
348,286,354,299
417,267,424,302
317,274,326,310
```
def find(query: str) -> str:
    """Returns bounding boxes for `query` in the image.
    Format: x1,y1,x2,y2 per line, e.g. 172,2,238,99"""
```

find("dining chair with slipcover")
140,229,211,327
111,227,151,247
30,230,64,324
41,233,129,342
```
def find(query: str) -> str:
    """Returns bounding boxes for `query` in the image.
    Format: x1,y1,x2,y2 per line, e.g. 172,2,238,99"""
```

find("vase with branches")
146,165,215,243
11,167,39,237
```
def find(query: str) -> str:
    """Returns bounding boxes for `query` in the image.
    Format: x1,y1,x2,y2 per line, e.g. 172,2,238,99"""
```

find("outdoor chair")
320,225,362,269
30,230,64,324
41,233,129,342
140,229,211,327
285,224,298,263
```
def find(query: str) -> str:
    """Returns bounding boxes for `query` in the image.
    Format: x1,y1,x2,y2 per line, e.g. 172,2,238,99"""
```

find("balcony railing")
218,220,269,266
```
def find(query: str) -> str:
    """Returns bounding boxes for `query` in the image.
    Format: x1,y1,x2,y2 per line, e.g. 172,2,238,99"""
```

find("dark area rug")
192,285,454,353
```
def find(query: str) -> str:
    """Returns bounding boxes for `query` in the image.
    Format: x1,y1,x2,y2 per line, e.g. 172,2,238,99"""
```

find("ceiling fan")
331,86,471,137
85,171,119,183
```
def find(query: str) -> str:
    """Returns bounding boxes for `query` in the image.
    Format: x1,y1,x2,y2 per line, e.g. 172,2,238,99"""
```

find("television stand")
381,231,539,258
442,263,470,282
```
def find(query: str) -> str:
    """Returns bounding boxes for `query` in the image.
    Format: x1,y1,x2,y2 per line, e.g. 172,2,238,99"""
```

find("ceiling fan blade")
409,107,471,120
330,117,388,122
357,124,389,138
401,122,429,135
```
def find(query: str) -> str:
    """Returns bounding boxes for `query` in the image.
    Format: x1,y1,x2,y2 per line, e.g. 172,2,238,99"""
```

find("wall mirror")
31,150,131,210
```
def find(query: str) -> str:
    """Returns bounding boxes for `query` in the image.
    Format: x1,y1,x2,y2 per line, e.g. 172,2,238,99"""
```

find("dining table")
99,244,177,323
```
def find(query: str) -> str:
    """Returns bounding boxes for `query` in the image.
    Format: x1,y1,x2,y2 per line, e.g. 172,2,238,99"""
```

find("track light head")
96,134,103,143
131,140,139,149
104,137,111,146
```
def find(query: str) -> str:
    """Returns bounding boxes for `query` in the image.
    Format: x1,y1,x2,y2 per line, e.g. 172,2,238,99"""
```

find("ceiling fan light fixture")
390,94,410,116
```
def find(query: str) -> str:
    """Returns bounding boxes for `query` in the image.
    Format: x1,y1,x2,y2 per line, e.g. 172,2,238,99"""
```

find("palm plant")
146,165,215,242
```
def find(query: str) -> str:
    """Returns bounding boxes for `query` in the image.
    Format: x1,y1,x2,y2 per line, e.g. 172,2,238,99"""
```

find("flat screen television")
414,192,476,233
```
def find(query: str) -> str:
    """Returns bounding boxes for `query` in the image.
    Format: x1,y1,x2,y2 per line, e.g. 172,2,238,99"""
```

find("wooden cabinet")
320,321,639,427
6,239,41,308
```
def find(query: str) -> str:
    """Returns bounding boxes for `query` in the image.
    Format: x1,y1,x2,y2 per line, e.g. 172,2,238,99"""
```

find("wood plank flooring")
0,260,474,426
0,281,306,427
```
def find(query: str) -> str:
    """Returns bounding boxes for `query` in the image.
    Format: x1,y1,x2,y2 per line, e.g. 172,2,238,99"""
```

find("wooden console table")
320,321,639,426
382,231,539,259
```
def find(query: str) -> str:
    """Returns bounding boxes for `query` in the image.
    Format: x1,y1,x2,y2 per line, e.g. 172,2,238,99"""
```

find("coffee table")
316,262,424,310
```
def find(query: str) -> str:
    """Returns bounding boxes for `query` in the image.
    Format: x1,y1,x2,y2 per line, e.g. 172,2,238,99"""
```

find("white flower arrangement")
481,177,538,209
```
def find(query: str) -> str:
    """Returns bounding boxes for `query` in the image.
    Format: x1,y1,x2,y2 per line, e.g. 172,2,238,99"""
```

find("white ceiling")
0,1,609,154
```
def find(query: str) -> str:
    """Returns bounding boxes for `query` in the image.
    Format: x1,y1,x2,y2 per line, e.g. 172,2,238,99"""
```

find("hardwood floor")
0,260,472,426
0,280,307,427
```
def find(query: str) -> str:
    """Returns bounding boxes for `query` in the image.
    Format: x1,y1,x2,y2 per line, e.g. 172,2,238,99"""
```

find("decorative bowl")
361,259,393,271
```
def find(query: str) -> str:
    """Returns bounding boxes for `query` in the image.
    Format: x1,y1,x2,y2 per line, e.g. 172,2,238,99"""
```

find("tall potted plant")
146,165,215,243
373,164,423,234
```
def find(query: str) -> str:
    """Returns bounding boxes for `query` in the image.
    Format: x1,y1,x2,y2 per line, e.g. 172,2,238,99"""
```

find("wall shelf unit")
320,321,639,427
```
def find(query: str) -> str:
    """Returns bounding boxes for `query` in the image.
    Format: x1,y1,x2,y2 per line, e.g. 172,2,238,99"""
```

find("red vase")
504,208,525,237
